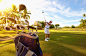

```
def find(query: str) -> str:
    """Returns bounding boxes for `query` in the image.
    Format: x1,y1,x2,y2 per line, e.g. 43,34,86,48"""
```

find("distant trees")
50,24,54,28
55,24,60,29
78,19,86,28
66,14,86,28
83,14,86,19
38,21,55,28
38,21,45,28
0,4,31,31
71,25,75,28
63,26,70,28
63,25,75,28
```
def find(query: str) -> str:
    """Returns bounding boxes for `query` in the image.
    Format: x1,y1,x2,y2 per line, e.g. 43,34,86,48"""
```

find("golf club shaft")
42,11,46,21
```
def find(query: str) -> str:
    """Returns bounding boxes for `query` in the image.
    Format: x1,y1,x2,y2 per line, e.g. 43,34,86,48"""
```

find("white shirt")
45,23,51,28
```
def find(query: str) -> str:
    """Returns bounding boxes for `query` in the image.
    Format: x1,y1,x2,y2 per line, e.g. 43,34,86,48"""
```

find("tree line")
38,17,86,29
0,4,31,30
37,21,60,29
37,21,76,29
0,4,86,30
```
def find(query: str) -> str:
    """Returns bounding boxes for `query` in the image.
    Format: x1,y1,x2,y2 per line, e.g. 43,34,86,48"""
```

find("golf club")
42,11,46,20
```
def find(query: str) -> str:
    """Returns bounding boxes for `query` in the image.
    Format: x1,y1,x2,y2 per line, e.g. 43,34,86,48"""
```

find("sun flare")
0,2,7,11
0,0,14,11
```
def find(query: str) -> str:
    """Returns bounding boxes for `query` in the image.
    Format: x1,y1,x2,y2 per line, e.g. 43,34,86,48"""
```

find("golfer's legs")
48,34,50,37
45,34,47,39
45,28,50,38
47,29,50,37
45,28,47,39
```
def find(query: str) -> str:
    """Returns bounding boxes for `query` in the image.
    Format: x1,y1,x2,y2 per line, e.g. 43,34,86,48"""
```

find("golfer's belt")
45,28,49,29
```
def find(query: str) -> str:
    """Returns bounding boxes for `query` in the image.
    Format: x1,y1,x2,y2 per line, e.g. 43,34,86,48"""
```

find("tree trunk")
56,26,57,29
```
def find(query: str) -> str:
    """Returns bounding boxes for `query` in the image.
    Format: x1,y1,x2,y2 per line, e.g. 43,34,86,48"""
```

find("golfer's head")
49,20,52,23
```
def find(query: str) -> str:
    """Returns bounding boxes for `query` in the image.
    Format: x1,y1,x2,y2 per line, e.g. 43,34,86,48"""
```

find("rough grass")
0,29,86,56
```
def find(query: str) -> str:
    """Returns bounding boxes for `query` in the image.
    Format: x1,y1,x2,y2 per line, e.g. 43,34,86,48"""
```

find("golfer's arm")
44,20,46,25
47,23,51,25
44,22,46,25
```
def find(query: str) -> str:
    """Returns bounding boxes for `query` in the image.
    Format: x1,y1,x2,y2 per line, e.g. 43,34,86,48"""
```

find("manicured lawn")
0,29,86,56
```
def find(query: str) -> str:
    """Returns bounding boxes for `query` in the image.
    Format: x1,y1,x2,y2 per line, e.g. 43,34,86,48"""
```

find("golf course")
0,29,86,56
0,0,86,56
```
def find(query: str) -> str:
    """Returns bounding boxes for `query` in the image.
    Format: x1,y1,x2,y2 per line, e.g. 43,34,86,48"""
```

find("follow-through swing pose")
44,20,52,41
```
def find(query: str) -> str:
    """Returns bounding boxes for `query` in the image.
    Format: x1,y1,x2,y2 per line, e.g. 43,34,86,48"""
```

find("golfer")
44,20,52,41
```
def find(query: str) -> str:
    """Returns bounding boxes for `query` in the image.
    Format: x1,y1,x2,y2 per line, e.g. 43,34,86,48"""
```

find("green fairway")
0,29,86,56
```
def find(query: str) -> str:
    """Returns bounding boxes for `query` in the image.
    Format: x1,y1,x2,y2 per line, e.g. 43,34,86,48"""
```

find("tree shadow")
51,32,86,48
47,40,86,56
39,31,86,56
1,32,16,34
0,37,14,41
0,36,10,38
0,30,86,56
0,40,14,47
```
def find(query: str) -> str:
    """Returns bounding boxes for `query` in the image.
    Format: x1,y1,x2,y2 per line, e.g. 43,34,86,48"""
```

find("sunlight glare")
0,2,7,11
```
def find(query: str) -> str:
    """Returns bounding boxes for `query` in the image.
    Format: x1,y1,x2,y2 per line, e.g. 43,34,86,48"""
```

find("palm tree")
55,24,60,29
19,4,31,22
80,19,86,28
9,4,21,27
21,8,31,20
83,14,86,19
0,17,6,30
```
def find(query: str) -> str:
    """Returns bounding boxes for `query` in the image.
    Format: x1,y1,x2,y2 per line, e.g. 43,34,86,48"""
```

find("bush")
71,25,75,28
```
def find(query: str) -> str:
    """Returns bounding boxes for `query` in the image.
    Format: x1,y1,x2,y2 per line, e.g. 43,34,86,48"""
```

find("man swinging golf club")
44,20,52,41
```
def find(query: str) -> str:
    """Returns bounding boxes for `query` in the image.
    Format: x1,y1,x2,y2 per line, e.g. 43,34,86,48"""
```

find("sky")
0,0,86,27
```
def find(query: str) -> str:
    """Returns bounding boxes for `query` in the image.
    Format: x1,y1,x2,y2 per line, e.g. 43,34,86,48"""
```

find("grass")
0,29,86,56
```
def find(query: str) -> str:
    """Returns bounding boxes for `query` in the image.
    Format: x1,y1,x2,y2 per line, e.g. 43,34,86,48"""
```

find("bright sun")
0,1,7,11
0,0,13,11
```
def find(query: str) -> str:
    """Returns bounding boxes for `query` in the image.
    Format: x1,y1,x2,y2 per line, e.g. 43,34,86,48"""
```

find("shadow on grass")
41,40,86,56
0,40,14,47
0,36,10,38
38,31,86,56
39,32,86,47
0,30,86,56
0,37,14,41
0,30,16,34
1,32,16,34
